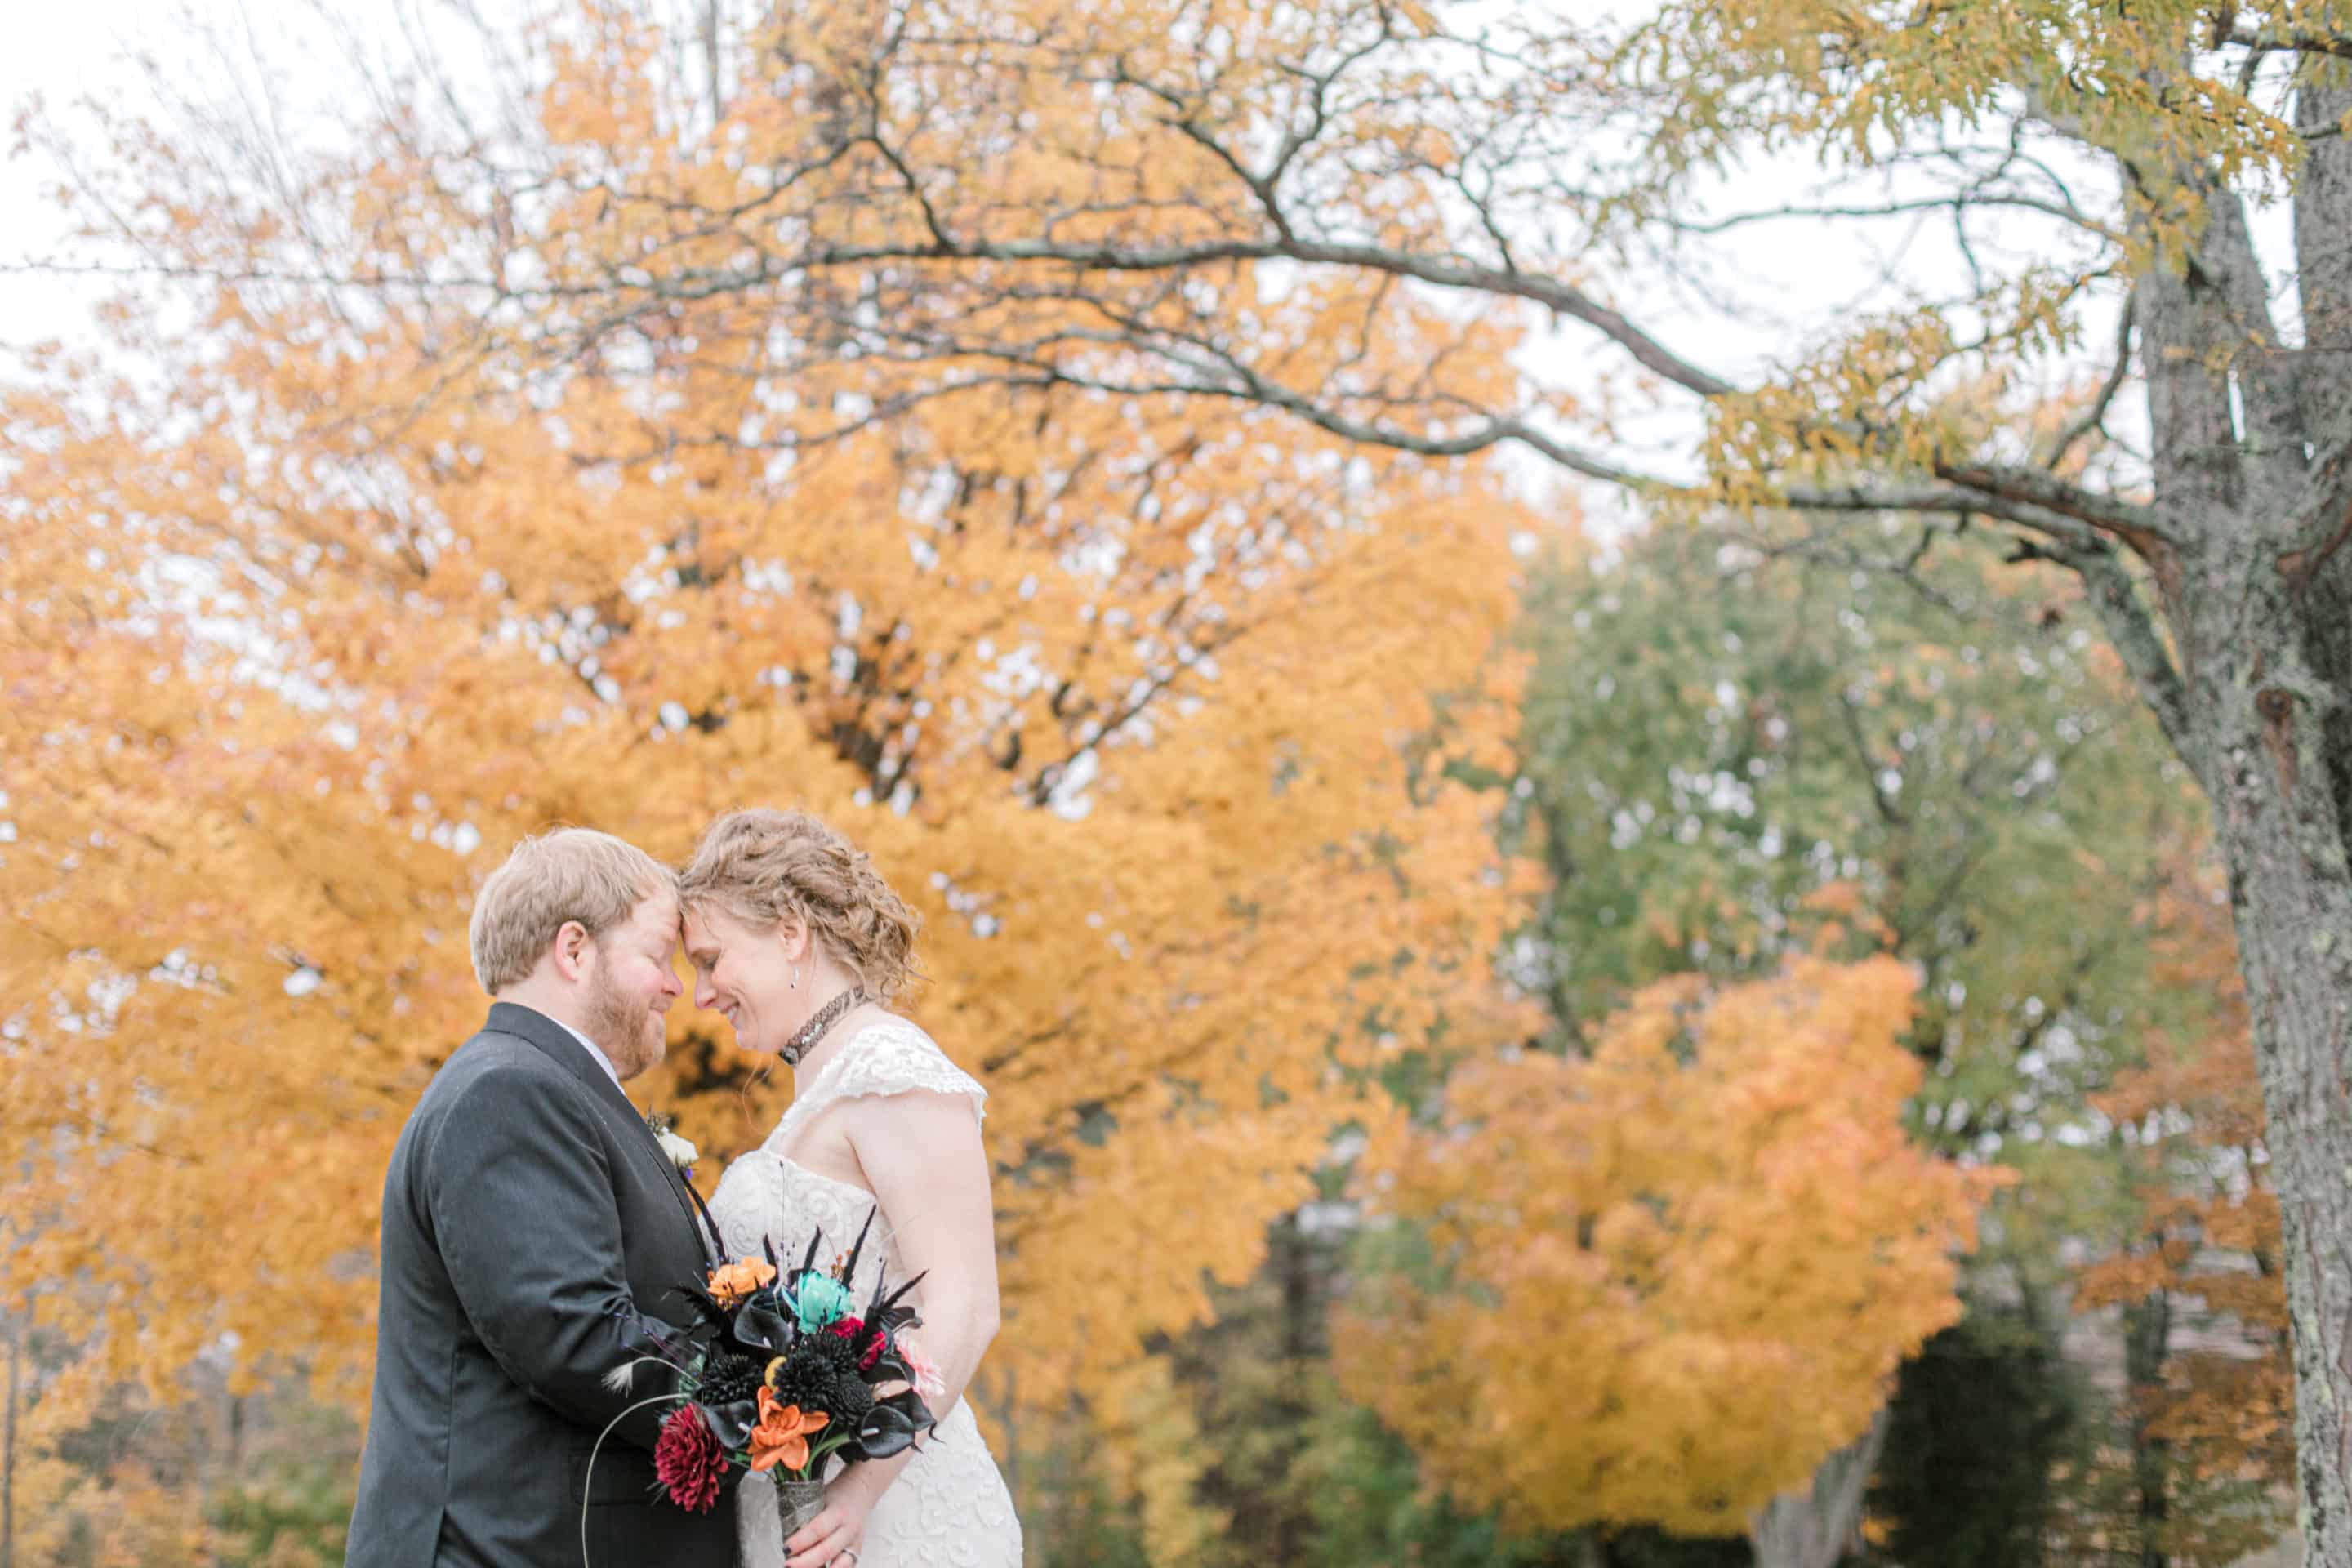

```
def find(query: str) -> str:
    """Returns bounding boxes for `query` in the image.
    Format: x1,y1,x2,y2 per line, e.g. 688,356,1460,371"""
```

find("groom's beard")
584,966,664,1080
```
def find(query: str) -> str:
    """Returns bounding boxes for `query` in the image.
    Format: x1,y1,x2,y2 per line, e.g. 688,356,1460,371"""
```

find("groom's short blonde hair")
468,827,675,993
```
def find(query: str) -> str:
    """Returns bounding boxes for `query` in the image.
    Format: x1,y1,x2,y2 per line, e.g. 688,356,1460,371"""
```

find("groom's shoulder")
399,1036,603,1182
412,1026,568,1119
433,1022,541,1079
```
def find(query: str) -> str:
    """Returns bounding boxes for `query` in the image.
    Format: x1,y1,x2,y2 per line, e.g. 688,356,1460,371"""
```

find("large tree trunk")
2204,655,2352,1568
1745,1409,1890,1568
2140,102,2352,1564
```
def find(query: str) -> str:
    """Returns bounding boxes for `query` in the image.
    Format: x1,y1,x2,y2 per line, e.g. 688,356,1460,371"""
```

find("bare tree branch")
1931,461,2176,550
2058,543,2194,753
662,232,1748,399
2225,28,2352,63
1673,191,2123,244
2045,287,2137,471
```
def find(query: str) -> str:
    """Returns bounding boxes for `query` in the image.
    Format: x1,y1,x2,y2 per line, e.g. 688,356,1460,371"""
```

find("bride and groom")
344,810,1022,1568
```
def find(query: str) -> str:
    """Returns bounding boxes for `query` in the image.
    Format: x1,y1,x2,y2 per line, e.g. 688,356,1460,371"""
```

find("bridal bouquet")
619,1209,940,1530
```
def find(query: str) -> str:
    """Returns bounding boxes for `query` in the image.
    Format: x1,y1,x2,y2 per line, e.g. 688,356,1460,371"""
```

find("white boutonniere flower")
656,1128,700,1174
647,1109,699,1182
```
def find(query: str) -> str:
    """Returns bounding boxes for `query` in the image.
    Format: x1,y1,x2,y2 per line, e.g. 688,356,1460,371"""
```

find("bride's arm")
853,1089,1004,1410
784,1089,1000,1568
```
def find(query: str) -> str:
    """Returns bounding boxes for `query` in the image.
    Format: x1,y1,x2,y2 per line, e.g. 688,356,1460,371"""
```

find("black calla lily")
853,1388,936,1461
699,1396,760,1450
730,1295,795,1354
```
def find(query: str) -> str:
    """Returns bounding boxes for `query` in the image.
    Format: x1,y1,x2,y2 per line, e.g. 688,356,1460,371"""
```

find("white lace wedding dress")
707,1018,1024,1568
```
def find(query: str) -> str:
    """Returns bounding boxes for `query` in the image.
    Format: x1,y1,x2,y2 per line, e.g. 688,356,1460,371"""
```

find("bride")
681,808,1023,1568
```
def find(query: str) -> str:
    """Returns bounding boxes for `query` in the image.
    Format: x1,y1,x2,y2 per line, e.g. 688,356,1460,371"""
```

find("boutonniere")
647,1108,699,1183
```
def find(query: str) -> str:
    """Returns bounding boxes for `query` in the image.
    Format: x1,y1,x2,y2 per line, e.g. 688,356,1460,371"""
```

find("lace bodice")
706,1018,1021,1568
712,1018,986,1292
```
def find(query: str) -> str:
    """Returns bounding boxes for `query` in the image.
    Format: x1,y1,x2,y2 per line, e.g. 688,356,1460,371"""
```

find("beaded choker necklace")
780,986,871,1067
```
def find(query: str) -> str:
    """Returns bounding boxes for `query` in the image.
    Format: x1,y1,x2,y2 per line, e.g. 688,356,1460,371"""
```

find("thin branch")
2055,543,2194,754
1674,191,2123,245
1838,691,1909,826
1714,516,1976,618
713,232,1743,399
0,256,505,296
2225,28,2352,64
2045,288,2138,472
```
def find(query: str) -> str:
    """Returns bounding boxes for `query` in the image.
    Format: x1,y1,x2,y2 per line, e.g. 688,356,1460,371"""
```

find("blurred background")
0,2,2301,1565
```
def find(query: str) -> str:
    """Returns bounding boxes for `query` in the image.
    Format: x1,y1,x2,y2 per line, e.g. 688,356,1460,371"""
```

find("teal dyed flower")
793,1273,856,1333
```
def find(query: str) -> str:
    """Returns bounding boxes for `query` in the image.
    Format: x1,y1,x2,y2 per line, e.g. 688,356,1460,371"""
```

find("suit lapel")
483,1003,719,1263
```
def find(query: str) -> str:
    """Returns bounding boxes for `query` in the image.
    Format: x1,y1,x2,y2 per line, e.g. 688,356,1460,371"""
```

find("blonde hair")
469,827,676,993
677,808,922,1004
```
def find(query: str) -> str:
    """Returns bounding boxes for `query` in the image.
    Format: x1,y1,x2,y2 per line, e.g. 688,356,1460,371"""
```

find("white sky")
0,0,180,350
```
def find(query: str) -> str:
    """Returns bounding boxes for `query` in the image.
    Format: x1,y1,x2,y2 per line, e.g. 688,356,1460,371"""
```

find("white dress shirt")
552,1015,624,1092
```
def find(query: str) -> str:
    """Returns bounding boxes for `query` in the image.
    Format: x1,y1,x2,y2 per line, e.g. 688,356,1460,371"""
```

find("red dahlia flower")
653,1404,729,1512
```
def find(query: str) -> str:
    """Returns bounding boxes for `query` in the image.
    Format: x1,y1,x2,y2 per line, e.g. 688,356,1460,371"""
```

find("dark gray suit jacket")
345,1002,736,1568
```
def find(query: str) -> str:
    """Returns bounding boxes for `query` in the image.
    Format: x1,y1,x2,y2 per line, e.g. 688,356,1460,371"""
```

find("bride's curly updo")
677,808,923,1004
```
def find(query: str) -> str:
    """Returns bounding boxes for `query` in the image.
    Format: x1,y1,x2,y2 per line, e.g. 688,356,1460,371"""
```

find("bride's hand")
782,1477,875,1568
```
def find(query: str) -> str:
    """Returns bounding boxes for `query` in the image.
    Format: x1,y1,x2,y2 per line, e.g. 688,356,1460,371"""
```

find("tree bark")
2203,647,2352,1568
1746,1407,1891,1568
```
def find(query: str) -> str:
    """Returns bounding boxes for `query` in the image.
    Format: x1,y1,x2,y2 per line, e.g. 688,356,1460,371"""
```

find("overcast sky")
2,0,167,350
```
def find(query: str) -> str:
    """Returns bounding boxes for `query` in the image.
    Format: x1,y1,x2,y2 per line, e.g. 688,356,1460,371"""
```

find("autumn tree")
1491,528,2281,1563
1477,524,2185,1557
1337,956,1999,1557
0,0,1540,1464
274,2,2352,1546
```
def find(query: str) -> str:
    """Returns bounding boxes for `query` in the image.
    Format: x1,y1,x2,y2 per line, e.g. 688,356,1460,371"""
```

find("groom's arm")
423,1063,685,1452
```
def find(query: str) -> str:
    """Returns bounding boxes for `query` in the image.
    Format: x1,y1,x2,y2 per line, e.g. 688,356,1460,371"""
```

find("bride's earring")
791,963,801,990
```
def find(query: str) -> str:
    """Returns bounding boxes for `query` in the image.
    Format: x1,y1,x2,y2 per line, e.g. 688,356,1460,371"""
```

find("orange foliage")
1339,956,2000,1535
0,0,1541,1421
2078,849,2291,1503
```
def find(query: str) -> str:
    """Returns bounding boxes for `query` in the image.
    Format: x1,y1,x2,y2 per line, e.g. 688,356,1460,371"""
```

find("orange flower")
706,1258,777,1307
746,1387,831,1474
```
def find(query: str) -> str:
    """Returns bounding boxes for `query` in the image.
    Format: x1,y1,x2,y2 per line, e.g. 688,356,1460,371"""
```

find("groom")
346,828,734,1568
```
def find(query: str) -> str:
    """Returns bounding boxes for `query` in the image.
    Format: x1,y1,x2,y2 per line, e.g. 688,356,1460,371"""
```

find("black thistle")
813,1330,863,1377
697,1350,764,1409
830,1372,875,1431
765,1343,845,1414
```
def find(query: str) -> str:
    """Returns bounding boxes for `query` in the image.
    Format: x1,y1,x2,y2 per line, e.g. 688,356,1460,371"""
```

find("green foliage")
1512,525,2201,1153
206,1403,361,1567
1290,1399,1569,1568
1868,1308,2081,1568
210,1477,357,1567
1018,1440,1160,1568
